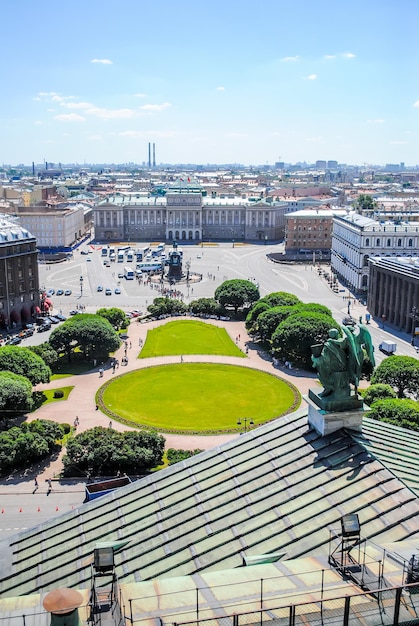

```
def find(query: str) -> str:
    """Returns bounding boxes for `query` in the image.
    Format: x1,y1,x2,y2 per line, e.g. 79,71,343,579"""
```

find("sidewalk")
18,317,316,483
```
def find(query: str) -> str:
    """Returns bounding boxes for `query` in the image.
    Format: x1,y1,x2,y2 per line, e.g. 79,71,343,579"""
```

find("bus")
117,251,125,263
137,261,163,273
124,266,135,280
126,250,134,263
101,248,108,257
109,246,116,261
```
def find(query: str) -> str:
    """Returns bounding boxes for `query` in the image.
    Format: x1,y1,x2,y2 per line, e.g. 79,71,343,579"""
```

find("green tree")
147,297,188,318
215,279,260,315
245,301,271,331
0,371,34,418
97,307,127,330
361,383,397,406
167,448,203,465
371,356,419,399
49,314,120,362
271,312,338,368
21,419,65,451
368,398,419,431
355,194,377,214
29,342,59,368
189,298,222,316
0,346,51,385
257,306,298,342
63,426,165,476
263,292,301,308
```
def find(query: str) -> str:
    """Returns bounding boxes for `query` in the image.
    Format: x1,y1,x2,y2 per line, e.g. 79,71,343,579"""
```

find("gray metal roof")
1,409,419,599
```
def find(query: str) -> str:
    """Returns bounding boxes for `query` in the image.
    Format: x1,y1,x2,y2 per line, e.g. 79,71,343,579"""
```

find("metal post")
393,587,403,626
343,596,351,626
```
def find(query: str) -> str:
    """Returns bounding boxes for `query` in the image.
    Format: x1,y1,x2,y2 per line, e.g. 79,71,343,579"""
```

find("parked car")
8,336,22,345
80,250,89,255
47,288,55,296
118,272,124,278
37,323,51,333
97,285,103,292
105,288,112,295
48,316,60,324
23,327,35,337
56,289,64,296
69,310,78,316
54,313,67,322
115,288,121,294
64,289,72,296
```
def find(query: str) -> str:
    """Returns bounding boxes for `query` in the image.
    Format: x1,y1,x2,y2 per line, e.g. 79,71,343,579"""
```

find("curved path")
29,317,317,478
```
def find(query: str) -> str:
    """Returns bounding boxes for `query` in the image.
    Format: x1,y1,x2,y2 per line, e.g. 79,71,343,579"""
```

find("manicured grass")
139,320,245,358
32,386,74,410
98,363,300,434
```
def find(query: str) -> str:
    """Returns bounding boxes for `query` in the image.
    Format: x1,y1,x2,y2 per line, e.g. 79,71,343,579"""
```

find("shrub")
53,389,64,398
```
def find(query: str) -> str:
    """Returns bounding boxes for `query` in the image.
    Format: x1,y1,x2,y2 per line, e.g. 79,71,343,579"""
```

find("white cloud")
133,93,147,98
34,120,43,125
225,132,247,138
305,74,318,80
343,52,356,59
414,100,419,108
281,55,299,62
117,130,177,138
54,113,86,122
367,119,385,124
323,54,336,60
139,102,172,112
216,86,225,91
85,107,138,119
90,58,113,65
61,101,94,110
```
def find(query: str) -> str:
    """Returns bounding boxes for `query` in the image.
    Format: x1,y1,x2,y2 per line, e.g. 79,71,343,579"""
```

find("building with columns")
368,256,419,335
331,212,419,295
93,192,296,243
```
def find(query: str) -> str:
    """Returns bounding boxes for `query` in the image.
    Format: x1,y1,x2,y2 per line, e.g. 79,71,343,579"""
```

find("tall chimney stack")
148,143,151,168
153,143,156,167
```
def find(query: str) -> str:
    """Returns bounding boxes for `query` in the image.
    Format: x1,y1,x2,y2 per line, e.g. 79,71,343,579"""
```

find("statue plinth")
306,389,369,436
308,388,364,413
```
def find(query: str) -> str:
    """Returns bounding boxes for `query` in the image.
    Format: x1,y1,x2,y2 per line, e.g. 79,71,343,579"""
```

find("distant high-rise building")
327,160,338,169
315,160,327,169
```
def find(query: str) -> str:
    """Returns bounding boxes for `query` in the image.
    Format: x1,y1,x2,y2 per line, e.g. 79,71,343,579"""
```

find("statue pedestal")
305,389,369,436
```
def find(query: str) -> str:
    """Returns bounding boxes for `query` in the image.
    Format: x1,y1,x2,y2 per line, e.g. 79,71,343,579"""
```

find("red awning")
35,306,41,314
21,306,30,321
44,298,53,307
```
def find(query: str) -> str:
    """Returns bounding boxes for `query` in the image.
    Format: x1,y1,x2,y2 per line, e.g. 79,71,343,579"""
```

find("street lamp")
237,417,254,434
80,275,84,298
411,306,418,347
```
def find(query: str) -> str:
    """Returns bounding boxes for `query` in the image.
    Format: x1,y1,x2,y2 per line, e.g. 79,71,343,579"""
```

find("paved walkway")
26,317,317,481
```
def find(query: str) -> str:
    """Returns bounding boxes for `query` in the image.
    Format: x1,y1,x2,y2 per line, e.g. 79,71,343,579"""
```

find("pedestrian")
34,477,38,489
180,355,184,363
99,368,104,378
129,341,132,349
109,420,113,429
95,404,99,411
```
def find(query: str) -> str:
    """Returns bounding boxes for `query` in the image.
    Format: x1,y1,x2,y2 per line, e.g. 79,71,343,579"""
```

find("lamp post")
80,275,84,298
237,417,254,434
411,306,418,347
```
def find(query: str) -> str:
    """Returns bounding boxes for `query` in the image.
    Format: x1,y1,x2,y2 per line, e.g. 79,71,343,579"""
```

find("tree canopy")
368,398,419,431
0,346,51,385
371,356,419,399
49,314,120,362
29,342,59,368
271,312,338,367
63,426,165,476
0,419,64,476
0,371,34,418
215,279,260,314
361,383,396,407
189,298,222,316
147,297,188,318
96,307,127,330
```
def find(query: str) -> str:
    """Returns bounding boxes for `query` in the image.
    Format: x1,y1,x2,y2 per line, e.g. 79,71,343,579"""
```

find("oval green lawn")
100,363,300,434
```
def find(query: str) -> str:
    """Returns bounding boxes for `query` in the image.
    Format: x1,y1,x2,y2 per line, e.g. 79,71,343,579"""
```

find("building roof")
0,215,34,242
1,409,419,600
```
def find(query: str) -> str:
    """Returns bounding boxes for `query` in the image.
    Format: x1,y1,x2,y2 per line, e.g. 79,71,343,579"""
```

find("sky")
1,0,418,167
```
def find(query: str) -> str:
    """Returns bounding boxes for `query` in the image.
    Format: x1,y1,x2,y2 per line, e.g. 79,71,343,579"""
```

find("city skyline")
1,0,418,167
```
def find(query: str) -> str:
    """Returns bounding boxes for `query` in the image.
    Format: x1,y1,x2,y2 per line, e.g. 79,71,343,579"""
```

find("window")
376,238,380,246
408,238,413,247
365,238,370,246
387,238,391,247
